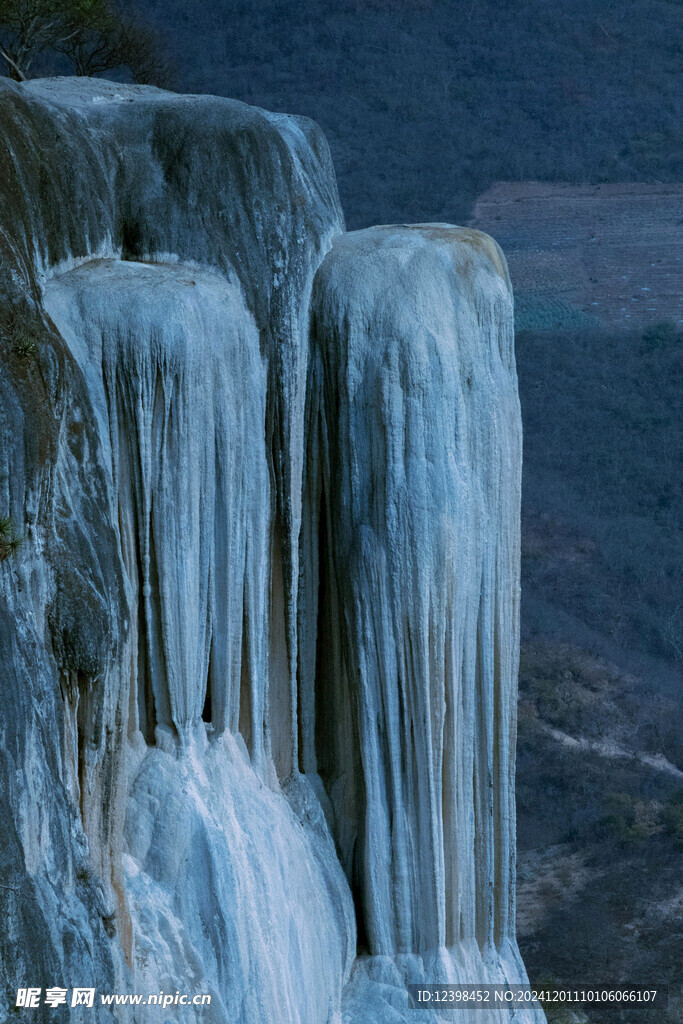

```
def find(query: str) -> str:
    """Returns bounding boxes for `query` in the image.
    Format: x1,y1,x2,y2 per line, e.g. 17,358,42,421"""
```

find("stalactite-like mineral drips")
0,78,544,1024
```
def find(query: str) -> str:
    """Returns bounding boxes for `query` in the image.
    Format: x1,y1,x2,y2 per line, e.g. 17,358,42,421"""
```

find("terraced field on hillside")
470,183,682,331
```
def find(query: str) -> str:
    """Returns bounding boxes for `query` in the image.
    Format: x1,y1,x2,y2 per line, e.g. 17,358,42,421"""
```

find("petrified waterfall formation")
0,79,543,1022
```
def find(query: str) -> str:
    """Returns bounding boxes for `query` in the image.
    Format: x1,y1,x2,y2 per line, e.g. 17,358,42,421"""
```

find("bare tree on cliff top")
0,0,173,86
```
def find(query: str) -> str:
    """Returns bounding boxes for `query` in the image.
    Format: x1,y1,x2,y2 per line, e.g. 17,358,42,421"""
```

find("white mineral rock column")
45,257,355,1024
303,225,543,1022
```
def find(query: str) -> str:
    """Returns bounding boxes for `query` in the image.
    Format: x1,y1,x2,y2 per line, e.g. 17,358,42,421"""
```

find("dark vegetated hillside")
517,323,683,675
516,642,683,1024
514,322,683,1022
135,0,682,227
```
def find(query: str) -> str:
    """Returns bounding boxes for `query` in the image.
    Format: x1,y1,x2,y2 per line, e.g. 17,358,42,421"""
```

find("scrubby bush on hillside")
641,320,678,353
663,790,683,847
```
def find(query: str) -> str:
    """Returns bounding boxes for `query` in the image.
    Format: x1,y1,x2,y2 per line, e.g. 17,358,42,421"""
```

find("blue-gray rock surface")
0,79,543,1023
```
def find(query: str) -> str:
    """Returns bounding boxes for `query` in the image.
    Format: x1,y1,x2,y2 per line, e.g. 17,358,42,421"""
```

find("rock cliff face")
0,79,543,1022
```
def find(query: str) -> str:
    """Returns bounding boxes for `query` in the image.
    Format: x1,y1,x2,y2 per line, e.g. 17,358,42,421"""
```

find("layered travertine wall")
0,78,543,1023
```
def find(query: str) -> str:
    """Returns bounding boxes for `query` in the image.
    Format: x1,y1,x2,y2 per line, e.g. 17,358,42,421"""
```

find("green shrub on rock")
0,516,21,561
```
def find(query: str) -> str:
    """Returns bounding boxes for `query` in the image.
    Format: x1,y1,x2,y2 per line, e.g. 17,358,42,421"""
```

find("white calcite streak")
0,78,544,1024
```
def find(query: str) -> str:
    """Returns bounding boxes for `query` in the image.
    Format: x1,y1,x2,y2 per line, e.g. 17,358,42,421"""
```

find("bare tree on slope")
0,0,173,86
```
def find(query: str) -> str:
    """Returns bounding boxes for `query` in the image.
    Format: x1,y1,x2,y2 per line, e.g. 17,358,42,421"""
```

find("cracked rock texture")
0,78,543,1023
